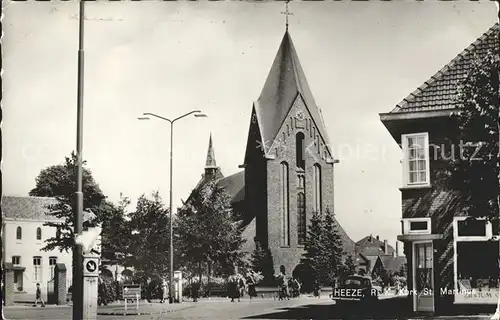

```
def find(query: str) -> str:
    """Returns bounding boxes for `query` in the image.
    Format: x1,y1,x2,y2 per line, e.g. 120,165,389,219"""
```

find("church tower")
204,133,218,179
242,30,336,275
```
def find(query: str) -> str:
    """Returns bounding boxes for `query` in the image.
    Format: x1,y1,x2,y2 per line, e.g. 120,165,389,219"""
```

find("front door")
414,241,434,312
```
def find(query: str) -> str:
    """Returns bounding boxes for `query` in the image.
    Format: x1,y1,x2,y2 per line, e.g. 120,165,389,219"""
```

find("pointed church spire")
205,133,217,168
252,30,331,155
204,133,219,179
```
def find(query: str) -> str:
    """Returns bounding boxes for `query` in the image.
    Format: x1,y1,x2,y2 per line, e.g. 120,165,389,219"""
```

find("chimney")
395,242,399,257
369,234,373,242
376,235,379,241
384,240,388,254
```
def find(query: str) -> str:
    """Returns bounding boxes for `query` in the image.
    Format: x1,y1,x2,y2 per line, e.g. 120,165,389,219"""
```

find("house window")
297,192,306,245
280,162,290,246
457,220,487,237
410,221,428,231
33,256,42,281
296,132,305,169
402,218,431,234
12,256,21,265
313,164,322,213
402,132,430,187
36,227,42,241
49,257,58,279
16,226,22,240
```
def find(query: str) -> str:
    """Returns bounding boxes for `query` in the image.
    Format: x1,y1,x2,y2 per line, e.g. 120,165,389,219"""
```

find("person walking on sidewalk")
1,278,6,320
33,283,45,307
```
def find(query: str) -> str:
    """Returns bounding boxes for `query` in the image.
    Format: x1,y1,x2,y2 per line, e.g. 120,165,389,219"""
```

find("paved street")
3,296,498,320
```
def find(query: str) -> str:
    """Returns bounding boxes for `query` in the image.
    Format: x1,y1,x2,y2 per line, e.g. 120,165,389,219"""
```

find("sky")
2,0,498,248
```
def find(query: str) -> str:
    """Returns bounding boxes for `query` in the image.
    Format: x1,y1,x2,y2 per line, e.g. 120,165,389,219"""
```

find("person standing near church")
160,279,168,303
33,283,45,307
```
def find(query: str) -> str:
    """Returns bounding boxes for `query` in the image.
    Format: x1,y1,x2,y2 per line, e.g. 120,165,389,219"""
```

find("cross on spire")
281,0,293,31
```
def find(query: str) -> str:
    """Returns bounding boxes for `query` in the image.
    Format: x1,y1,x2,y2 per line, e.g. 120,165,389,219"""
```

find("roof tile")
392,23,499,114
2,196,59,221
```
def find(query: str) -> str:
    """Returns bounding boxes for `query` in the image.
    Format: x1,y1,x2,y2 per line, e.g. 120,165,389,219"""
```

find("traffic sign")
83,256,99,277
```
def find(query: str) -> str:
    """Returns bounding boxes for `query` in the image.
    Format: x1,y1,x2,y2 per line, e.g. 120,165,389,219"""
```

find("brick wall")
263,95,335,275
54,263,67,305
3,263,15,306
398,116,464,312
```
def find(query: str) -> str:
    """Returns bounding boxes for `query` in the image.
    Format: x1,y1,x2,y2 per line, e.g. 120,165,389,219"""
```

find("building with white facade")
2,196,73,298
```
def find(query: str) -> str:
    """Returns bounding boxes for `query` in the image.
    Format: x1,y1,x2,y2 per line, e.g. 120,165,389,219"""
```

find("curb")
97,305,195,316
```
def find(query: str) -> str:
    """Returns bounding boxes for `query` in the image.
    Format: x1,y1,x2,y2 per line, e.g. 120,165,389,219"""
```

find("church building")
187,29,355,277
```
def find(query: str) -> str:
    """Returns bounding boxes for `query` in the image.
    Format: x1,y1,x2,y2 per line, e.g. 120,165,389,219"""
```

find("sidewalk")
96,301,195,316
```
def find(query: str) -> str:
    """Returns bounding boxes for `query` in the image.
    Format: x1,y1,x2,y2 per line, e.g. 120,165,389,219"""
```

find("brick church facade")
187,30,355,276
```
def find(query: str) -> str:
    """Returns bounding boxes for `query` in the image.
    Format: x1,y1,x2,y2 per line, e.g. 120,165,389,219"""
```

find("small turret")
205,133,218,178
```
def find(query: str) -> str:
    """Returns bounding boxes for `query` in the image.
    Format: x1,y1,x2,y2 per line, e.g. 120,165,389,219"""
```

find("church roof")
390,23,499,114
205,133,217,168
2,196,59,221
217,170,245,204
254,31,331,154
333,217,356,255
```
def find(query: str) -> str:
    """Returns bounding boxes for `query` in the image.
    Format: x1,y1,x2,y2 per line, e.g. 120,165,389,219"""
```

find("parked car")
330,275,378,313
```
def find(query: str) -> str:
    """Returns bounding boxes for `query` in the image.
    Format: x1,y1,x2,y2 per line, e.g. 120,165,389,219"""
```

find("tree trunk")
198,261,203,284
207,261,212,298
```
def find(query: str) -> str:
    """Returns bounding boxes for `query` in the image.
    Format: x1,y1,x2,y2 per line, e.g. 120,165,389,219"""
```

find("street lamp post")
73,1,85,319
138,110,207,303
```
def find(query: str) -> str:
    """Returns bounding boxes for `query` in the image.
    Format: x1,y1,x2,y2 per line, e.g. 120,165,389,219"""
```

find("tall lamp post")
73,1,85,319
138,110,207,303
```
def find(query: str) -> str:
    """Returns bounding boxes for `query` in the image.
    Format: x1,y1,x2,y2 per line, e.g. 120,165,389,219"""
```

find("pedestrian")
33,283,45,307
246,275,256,300
191,280,200,303
313,280,320,299
160,279,168,303
1,278,6,320
238,276,245,301
227,275,239,302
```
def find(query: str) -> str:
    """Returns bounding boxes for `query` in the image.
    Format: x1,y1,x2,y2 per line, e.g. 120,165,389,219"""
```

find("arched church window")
16,226,22,240
313,164,322,213
297,192,306,245
280,162,290,246
296,132,305,169
297,175,305,189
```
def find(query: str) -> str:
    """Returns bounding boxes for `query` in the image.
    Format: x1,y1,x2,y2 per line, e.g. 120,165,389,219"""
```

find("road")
3,296,497,320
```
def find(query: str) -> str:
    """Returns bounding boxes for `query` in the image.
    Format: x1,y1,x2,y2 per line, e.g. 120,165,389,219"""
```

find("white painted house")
1,196,73,298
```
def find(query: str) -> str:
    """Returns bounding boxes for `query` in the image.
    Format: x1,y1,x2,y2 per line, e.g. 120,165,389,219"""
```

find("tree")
300,211,325,286
175,181,246,290
125,192,170,281
341,255,357,277
29,153,106,252
300,209,348,288
322,208,346,284
448,47,499,222
448,41,499,320
100,196,130,263
250,239,275,286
